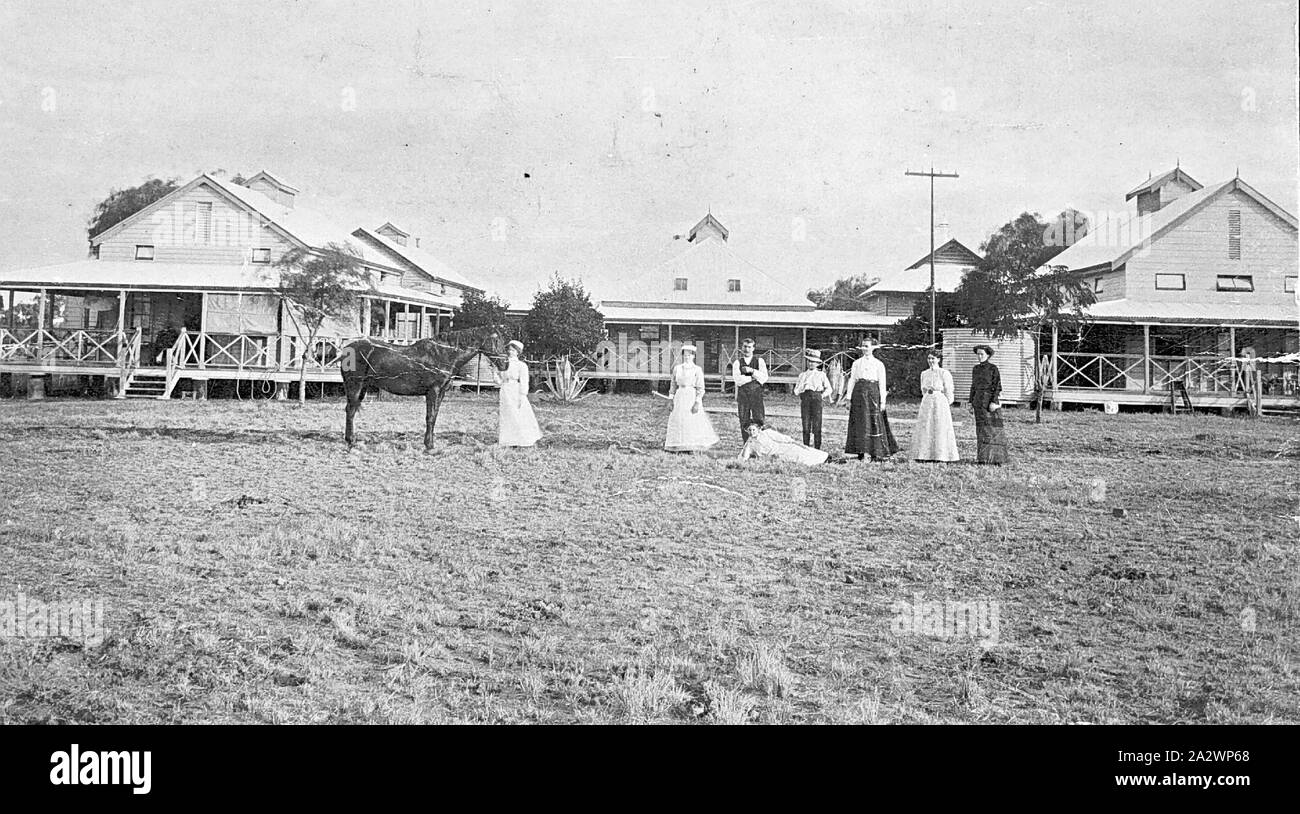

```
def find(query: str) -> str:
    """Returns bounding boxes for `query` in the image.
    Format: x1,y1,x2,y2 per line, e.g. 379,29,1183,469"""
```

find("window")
251,247,271,263
1093,276,1105,293
90,244,100,259
1286,276,1297,293
1216,274,1254,292
1154,273,1184,290
196,201,213,244
728,278,741,292
674,278,688,291
135,245,155,260
1228,209,1241,260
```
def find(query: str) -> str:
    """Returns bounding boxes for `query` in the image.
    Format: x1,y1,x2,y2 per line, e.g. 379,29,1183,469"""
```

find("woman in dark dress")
843,337,899,461
969,344,1009,465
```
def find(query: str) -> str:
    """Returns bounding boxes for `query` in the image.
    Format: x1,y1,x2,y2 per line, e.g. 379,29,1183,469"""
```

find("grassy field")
0,391,1296,724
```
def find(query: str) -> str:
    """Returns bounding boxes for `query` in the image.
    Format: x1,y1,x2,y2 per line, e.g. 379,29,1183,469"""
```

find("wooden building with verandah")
1039,168,1299,412
0,171,483,399
586,213,893,390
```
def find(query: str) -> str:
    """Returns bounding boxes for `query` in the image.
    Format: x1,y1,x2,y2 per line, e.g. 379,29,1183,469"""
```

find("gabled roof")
905,238,982,269
688,213,729,242
245,170,299,194
88,173,383,265
1125,167,1202,200
376,221,409,239
1047,177,1298,273
351,227,483,293
602,231,813,309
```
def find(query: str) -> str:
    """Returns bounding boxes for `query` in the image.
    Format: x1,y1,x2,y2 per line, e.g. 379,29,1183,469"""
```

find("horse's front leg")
344,378,361,446
424,389,443,450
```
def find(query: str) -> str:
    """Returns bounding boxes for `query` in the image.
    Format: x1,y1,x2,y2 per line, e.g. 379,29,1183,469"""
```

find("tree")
522,275,605,358
276,242,373,404
87,177,179,248
807,274,879,310
453,290,511,332
956,212,1096,423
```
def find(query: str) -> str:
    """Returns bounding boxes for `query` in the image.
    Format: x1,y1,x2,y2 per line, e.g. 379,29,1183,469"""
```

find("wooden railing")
0,328,140,367
163,330,353,377
1055,352,1299,396
719,347,855,377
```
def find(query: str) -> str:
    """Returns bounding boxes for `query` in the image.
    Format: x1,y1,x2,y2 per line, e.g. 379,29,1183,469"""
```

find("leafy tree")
453,290,511,332
522,275,605,358
86,177,179,247
807,274,879,311
957,212,1096,423
276,242,373,404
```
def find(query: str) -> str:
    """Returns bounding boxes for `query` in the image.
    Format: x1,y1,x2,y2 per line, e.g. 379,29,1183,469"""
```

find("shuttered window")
1228,209,1241,260
728,279,741,292
197,202,213,244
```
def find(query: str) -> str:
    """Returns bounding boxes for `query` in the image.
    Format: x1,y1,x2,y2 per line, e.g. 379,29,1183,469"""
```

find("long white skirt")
499,393,542,447
910,393,960,462
665,389,719,452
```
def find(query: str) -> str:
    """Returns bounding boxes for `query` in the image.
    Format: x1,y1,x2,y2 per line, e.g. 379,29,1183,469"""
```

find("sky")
0,0,1296,306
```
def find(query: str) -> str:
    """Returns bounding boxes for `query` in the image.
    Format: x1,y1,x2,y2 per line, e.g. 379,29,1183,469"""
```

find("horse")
340,325,507,450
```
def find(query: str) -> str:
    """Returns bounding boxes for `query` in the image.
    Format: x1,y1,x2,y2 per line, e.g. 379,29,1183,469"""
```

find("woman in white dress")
910,349,960,462
739,424,829,466
664,344,720,452
498,340,542,447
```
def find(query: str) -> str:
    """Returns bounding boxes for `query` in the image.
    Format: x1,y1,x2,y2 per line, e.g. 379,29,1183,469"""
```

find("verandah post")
1050,322,1060,410
116,289,127,364
1143,324,1151,394
198,292,208,370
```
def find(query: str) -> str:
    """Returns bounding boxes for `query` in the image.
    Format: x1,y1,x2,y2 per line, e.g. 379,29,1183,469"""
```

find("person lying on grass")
738,423,829,466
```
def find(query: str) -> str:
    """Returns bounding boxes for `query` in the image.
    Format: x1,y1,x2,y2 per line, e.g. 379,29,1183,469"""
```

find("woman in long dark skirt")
843,337,899,461
969,344,1010,465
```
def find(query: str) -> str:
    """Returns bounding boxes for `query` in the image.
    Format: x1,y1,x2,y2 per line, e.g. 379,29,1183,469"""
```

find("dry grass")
0,391,1296,724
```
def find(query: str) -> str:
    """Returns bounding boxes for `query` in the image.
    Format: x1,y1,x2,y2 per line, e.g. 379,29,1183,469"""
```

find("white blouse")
847,354,888,406
920,367,954,405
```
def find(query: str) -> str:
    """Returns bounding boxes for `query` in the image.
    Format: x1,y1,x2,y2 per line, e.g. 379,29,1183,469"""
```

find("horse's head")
480,326,509,372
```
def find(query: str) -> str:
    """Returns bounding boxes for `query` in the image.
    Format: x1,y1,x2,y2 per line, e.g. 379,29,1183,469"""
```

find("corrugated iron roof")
1083,298,1298,326
352,228,482,292
864,263,971,294
1047,180,1234,272
599,304,898,328
0,260,457,308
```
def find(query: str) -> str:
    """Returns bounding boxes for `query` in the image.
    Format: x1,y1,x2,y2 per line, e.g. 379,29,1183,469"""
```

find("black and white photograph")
0,0,1295,780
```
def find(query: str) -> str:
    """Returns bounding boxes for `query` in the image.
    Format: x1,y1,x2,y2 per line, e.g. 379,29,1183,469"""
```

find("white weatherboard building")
0,171,482,398
590,213,891,389
1042,169,1298,409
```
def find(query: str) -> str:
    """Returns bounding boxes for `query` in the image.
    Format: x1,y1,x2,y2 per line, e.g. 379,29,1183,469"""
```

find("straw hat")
507,339,524,354
680,343,698,354
804,348,823,365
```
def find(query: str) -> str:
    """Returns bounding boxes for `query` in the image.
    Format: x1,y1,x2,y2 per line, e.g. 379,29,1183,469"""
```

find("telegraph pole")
904,167,959,346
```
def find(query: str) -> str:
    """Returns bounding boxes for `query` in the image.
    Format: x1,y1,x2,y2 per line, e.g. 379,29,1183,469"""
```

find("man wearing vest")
731,338,768,442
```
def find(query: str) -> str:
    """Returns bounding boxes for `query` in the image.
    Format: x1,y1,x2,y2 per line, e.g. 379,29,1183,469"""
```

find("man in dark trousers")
730,337,768,442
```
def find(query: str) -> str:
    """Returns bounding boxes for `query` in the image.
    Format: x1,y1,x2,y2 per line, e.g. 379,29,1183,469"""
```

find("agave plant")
544,357,593,402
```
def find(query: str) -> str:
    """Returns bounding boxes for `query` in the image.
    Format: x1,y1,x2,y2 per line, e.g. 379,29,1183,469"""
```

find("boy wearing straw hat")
794,348,832,449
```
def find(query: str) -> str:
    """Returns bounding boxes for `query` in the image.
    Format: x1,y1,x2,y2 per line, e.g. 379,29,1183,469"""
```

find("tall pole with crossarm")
905,167,959,347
